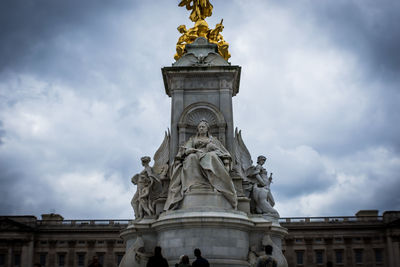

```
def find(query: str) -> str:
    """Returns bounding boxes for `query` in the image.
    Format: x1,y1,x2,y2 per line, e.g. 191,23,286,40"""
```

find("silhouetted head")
34,264,42,267
182,255,190,264
194,248,202,258
154,246,162,257
265,245,273,255
327,261,333,267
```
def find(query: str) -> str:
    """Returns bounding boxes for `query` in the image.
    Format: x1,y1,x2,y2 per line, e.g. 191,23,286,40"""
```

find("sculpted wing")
233,128,253,179
152,129,170,176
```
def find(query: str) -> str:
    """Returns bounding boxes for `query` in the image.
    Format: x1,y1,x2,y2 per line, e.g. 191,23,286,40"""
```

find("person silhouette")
146,246,169,267
192,248,209,267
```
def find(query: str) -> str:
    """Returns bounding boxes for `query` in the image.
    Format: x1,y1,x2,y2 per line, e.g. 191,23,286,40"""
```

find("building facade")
0,210,399,267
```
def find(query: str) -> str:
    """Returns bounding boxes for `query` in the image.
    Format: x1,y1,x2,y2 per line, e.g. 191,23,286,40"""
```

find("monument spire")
175,0,231,61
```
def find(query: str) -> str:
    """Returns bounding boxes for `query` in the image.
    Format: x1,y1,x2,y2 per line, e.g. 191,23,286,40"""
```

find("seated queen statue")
164,120,238,210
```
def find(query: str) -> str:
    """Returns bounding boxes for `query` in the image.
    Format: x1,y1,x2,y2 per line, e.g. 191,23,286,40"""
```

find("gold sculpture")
175,0,231,61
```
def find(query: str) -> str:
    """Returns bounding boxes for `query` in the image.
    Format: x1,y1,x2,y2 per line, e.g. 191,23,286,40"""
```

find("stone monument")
120,1,288,266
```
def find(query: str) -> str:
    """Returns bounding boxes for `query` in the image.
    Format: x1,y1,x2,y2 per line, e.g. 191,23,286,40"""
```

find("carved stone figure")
118,237,151,267
248,245,261,267
247,156,278,215
233,129,278,216
131,157,160,219
164,120,237,210
130,131,170,219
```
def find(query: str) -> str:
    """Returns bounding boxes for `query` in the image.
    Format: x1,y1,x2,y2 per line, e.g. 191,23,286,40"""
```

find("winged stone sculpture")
130,130,170,220
152,130,170,198
233,128,279,216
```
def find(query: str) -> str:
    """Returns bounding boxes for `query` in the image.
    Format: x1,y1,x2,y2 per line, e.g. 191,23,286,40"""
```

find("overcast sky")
0,0,399,220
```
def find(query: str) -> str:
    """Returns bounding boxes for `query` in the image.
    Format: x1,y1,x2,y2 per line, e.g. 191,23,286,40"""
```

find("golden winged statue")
175,0,231,61
179,0,213,22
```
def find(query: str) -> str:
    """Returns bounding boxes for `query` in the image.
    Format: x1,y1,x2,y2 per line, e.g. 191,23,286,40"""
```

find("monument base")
120,209,288,267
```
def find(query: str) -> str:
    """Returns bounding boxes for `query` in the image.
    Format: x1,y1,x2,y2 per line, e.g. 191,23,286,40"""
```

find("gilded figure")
175,0,231,61
179,0,213,22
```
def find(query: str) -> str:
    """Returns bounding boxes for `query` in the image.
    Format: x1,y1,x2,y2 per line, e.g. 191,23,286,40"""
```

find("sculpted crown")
175,0,231,61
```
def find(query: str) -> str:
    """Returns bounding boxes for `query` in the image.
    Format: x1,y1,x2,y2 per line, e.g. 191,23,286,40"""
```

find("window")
39,253,47,266
315,238,323,243
0,254,5,266
375,249,383,264
296,251,304,265
335,250,343,264
354,250,363,264
96,253,104,265
315,250,324,265
78,240,85,244
116,254,124,266
295,238,303,243
77,254,85,267
58,254,65,266
334,237,342,242
14,254,21,266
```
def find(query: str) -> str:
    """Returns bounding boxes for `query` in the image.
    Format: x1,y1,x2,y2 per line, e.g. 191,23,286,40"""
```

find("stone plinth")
180,189,232,210
120,210,288,267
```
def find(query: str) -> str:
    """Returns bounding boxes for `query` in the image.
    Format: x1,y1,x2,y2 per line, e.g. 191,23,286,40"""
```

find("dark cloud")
279,0,400,78
0,0,399,219
0,0,130,71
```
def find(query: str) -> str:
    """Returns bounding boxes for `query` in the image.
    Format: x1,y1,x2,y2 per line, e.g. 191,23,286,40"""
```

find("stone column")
218,76,234,154
304,238,313,266
48,240,57,267
87,240,96,261
344,237,353,267
170,86,184,164
105,240,116,267
363,237,373,267
324,237,333,264
284,238,295,267
7,243,12,267
67,240,76,267
21,238,34,267
393,236,400,267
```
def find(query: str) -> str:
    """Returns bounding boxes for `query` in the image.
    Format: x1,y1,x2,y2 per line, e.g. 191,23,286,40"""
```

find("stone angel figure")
131,131,170,220
233,128,279,216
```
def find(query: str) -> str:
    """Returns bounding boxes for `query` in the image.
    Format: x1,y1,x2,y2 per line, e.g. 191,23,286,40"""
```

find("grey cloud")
0,0,131,72
277,0,400,78
1,0,399,219
0,121,5,145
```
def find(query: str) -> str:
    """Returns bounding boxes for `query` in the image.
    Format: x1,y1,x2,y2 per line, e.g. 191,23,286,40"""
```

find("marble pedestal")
120,207,288,267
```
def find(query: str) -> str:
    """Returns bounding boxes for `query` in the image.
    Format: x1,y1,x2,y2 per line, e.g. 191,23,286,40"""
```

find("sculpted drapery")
164,120,237,210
